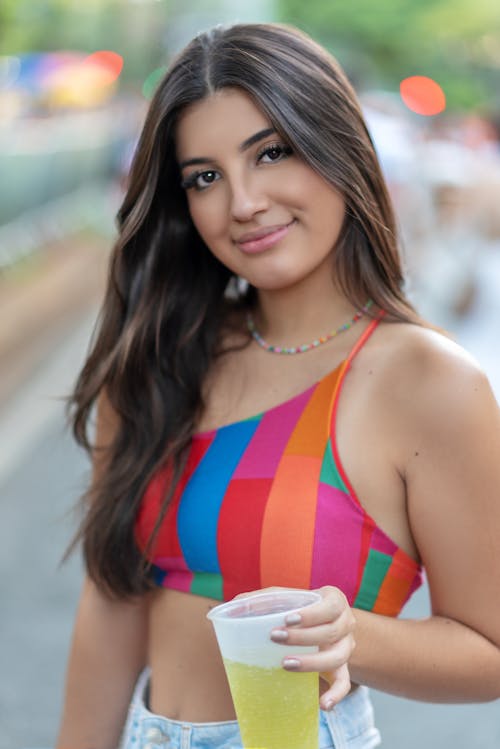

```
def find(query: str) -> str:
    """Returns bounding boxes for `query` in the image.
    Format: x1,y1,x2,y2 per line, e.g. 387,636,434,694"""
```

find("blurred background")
1,1,499,747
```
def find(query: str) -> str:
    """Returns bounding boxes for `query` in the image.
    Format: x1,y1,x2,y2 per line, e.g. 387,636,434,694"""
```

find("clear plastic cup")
207,589,321,749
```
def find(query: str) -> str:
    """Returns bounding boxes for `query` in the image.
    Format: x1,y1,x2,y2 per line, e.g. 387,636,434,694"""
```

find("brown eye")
267,146,282,160
181,169,221,191
201,171,217,184
258,143,293,164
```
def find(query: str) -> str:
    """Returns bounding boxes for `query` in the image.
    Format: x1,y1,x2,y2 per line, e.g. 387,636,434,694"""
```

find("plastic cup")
207,589,321,749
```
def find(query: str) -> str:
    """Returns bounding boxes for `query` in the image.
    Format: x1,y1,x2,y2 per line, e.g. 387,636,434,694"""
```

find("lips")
235,220,295,254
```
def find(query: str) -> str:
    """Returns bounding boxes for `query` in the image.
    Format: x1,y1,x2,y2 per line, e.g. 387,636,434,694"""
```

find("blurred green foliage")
278,0,500,111
1,0,498,111
0,0,169,84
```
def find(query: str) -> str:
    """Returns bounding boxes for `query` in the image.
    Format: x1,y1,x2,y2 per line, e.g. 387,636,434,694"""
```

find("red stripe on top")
135,434,215,559
217,477,273,601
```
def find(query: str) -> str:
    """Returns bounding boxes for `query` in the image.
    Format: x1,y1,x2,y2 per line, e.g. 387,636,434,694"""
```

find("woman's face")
175,87,346,292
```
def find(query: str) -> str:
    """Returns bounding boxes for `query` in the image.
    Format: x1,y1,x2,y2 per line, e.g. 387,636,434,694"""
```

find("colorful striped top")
135,318,423,615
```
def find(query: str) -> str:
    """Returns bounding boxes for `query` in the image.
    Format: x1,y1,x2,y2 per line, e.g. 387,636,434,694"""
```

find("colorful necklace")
246,299,373,355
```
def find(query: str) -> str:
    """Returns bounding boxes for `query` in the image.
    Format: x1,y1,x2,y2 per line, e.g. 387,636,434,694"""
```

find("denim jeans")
119,668,381,748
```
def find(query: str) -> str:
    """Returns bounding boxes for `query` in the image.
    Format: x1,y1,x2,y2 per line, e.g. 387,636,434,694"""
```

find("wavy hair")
68,22,418,597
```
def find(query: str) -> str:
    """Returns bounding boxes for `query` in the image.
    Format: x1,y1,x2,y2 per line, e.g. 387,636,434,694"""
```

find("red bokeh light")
400,76,446,116
82,51,124,85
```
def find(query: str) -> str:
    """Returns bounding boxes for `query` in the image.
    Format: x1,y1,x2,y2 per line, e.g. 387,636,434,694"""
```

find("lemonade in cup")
207,589,321,749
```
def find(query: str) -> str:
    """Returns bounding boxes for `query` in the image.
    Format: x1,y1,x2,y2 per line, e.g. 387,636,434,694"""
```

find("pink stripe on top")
233,389,313,479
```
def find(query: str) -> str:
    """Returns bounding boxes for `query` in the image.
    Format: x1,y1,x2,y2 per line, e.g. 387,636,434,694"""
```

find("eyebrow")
178,127,277,170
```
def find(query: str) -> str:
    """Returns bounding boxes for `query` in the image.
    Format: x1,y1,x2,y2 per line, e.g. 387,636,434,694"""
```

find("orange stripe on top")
260,375,339,587
372,548,417,616
260,454,322,588
285,367,343,457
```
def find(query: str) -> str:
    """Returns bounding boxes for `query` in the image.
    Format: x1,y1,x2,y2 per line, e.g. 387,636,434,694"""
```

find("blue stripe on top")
176,418,261,572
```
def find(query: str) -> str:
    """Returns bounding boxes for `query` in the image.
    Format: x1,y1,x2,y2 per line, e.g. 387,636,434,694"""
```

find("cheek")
290,167,345,216
186,200,207,237
308,185,345,231
188,196,227,242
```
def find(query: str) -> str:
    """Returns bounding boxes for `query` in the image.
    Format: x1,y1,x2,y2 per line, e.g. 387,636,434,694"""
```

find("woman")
56,22,500,749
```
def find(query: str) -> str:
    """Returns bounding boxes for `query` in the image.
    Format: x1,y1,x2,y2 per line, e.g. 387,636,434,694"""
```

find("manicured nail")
283,658,301,670
271,629,289,642
285,613,302,625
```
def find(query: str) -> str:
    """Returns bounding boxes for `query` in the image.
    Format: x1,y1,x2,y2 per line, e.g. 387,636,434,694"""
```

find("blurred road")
1,250,500,749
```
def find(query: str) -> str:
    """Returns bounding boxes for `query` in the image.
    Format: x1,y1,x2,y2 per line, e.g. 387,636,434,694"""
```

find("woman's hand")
269,585,356,710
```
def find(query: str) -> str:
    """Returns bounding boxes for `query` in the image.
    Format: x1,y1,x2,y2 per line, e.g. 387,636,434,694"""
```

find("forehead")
175,88,272,159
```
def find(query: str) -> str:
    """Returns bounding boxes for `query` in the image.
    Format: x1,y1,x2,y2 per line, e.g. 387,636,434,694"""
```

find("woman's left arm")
349,352,500,702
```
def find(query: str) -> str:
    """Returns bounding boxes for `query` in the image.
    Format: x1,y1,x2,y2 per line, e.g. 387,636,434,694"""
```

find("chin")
240,264,304,291
246,275,300,292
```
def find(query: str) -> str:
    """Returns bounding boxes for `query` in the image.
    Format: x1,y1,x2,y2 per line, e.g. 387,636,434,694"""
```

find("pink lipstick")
235,221,295,254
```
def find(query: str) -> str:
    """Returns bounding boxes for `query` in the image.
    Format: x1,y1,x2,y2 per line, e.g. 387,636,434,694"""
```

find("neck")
252,277,357,345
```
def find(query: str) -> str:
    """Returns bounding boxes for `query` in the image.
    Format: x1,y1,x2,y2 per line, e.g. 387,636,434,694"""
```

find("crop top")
135,317,423,615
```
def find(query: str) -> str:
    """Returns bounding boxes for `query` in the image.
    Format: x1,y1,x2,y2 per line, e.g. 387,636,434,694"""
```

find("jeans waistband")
120,668,381,748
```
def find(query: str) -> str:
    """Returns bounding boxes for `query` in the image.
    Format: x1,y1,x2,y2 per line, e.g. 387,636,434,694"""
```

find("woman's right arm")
56,577,149,749
57,392,149,749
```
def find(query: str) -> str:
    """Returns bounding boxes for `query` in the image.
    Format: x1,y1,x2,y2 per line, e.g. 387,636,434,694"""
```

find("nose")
229,174,269,222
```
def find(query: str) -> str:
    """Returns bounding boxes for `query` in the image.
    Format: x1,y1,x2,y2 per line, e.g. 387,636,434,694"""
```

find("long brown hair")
69,22,418,597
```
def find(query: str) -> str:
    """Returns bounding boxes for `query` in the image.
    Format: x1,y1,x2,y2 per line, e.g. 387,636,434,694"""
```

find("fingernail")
285,613,302,625
324,699,335,711
283,658,301,670
270,629,288,642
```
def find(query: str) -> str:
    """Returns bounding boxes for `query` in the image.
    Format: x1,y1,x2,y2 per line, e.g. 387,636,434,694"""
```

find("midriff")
147,587,355,722
148,587,236,721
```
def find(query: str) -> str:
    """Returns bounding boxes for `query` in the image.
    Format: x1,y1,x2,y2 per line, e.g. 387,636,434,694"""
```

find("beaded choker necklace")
246,300,373,355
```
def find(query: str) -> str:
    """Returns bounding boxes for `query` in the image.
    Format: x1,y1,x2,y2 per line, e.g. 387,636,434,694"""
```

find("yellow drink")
223,658,318,749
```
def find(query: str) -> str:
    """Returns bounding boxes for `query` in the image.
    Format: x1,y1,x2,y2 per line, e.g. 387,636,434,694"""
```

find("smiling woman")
56,22,500,749
175,88,346,291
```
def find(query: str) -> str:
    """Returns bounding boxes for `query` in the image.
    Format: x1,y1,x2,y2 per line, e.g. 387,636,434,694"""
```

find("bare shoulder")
376,320,478,370
370,320,500,453
374,320,492,404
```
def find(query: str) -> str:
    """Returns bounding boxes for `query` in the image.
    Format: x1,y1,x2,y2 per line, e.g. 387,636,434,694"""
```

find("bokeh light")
83,51,124,85
44,50,124,108
400,76,446,116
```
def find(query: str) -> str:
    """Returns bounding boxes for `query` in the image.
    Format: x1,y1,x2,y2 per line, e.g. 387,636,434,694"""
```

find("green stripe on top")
320,439,349,493
244,412,263,424
354,549,392,610
190,572,223,600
